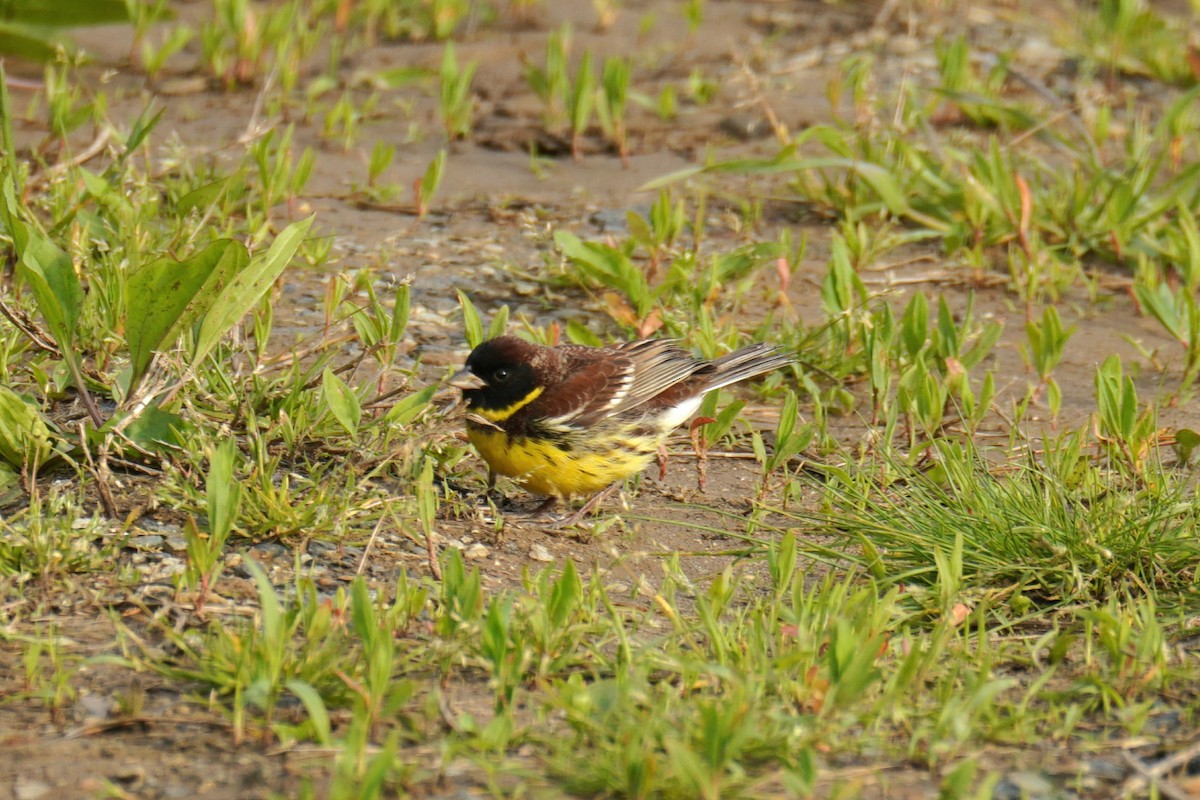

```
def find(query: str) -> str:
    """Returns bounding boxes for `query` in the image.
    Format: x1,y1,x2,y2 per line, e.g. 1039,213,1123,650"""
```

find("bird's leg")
657,443,669,481
529,495,560,515
546,483,619,529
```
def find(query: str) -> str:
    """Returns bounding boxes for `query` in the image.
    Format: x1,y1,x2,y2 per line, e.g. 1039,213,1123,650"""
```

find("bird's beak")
448,369,486,391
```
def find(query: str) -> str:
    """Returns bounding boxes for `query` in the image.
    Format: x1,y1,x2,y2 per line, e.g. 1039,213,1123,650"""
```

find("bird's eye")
493,368,510,383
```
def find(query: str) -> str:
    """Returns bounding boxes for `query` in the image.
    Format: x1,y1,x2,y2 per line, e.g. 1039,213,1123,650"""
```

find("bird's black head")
450,335,544,419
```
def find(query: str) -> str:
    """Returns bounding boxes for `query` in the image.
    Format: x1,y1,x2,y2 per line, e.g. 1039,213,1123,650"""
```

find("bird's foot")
540,484,620,530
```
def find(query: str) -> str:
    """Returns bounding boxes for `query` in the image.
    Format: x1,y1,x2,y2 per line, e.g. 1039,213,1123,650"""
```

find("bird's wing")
529,348,634,428
529,340,699,427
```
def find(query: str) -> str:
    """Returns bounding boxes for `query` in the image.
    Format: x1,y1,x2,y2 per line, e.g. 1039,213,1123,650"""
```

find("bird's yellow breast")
467,425,655,498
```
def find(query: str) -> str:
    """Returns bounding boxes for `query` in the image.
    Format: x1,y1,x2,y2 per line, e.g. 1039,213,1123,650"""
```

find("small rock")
157,76,210,95
248,542,289,562
165,534,188,551
994,771,1054,800
465,543,490,560
529,544,554,562
73,693,115,723
589,208,627,232
14,777,52,800
1084,758,1126,782
718,114,772,141
126,535,164,549
308,540,337,556
157,557,186,577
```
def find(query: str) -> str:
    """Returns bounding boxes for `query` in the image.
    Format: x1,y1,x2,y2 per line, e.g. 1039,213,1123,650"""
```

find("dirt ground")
1,0,1195,797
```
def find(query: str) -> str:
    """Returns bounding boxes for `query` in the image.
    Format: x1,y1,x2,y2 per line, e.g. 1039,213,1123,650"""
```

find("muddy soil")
1,0,1194,797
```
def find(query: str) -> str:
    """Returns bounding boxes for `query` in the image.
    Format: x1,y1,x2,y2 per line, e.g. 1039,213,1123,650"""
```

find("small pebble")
14,777,52,800
127,535,164,549
529,544,554,562
465,543,490,559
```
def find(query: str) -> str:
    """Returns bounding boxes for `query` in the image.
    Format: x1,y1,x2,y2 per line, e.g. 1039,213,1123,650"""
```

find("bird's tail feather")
704,343,794,392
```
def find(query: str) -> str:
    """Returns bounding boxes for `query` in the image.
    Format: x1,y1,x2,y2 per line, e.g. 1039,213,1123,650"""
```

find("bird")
448,334,794,523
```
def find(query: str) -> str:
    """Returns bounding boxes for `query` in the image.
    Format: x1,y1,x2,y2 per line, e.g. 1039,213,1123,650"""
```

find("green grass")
2,0,1200,797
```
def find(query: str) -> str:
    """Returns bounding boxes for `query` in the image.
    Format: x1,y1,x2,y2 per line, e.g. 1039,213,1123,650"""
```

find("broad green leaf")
322,368,361,438
125,239,248,393
115,406,185,453
565,320,602,346
384,384,437,426
174,176,234,218
18,232,82,347
0,462,20,504
1174,428,1200,464
0,387,54,471
2,0,129,27
0,23,59,63
285,681,331,746
193,215,313,366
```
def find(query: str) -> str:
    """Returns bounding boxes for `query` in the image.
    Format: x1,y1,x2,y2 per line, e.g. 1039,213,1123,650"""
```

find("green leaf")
0,387,55,471
3,0,130,27
174,176,234,218
0,22,61,62
0,461,20,504
0,176,26,252
417,458,436,536
115,406,185,453
0,70,19,196
418,149,446,212
384,384,436,426
322,368,361,438
458,289,484,348
1175,428,1200,463
390,284,411,344
487,304,510,340
17,231,83,348
207,439,240,542
642,155,910,216
285,680,331,746
193,215,313,366
554,230,650,317
125,239,249,393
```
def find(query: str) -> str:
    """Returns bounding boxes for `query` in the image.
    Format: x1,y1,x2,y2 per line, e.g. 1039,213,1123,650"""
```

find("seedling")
755,389,812,500
683,0,704,38
598,56,631,164
1135,274,1200,391
524,25,571,133
1094,355,1157,476
567,49,595,161
625,189,686,279
415,148,446,217
367,141,395,188
1022,305,1076,413
180,439,241,614
439,42,477,141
